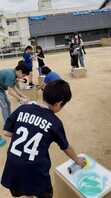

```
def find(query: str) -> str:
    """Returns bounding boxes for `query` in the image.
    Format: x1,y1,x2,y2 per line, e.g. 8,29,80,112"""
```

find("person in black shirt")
1,80,86,198
36,46,45,75
69,36,80,69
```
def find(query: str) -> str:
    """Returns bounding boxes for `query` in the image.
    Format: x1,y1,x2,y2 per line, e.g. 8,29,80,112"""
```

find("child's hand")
32,55,36,60
20,97,29,104
75,157,86,168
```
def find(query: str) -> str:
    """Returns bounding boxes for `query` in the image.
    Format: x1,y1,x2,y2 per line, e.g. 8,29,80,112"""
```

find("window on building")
55,35,65,46
81,29,111,41
7,19,17,25
8,31,19,36
65,35,71,45
11,42,20,47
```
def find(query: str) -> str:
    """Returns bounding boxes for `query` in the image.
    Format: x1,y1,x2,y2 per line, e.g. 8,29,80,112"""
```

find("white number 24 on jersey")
10,126,43,161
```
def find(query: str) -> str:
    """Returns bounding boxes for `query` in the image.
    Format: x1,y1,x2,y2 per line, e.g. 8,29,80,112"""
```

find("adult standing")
78,34,86,67
69,36,80,69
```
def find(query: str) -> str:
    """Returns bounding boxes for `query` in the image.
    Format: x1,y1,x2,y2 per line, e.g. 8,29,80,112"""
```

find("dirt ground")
0,47,111,197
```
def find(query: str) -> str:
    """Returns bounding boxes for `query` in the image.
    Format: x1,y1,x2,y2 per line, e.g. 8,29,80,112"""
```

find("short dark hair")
36,45,43,51
41,66,51,75
43,80,72,106
15,60,30,75
36,45,44,57
25,45,33,51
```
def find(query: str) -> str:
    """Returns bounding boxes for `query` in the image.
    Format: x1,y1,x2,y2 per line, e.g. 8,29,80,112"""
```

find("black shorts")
10,188,53,198
1,158,52,197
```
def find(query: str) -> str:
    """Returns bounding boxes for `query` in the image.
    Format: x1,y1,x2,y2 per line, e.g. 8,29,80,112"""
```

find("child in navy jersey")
23,46,34,88
1,80,86,198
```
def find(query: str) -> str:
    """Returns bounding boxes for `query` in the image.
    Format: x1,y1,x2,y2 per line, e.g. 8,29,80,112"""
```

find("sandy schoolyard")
0,46,111,197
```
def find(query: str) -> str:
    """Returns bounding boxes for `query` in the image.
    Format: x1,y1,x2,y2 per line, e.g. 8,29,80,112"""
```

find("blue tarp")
29,16,47,20
73,8,111,16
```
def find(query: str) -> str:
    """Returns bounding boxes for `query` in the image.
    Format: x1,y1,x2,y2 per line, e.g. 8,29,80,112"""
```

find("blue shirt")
23,52,32,69
44,71,61,84
0,69,16,91
1,104,69,195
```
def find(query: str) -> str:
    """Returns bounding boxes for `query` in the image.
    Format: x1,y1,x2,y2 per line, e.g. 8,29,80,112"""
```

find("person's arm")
8,87,29,103
37,76,47,90
8,87,22,101
54,122,86,168
38,82,46,91
37,55,44,60
82,46,86,54
64,145,86,168
1,107,21,139
80,39,86,54
32,54,37,61
69,47,73,56
12,86,27,98
0,130,12,146
2,130,12,137
0,129,12,138
4,130,12,137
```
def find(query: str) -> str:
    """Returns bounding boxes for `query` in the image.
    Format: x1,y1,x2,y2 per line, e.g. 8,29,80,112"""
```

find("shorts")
1,157,52,196
10,188,53,198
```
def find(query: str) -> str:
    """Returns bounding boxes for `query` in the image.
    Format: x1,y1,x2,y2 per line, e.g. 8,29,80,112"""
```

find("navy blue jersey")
1,104,69,195
23,52,33,70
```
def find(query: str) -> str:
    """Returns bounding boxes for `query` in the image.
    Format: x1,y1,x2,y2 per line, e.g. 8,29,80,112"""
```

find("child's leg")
0,91,11,122
26,71,35,88
79,54,85,67
38,67,42,76
5,93,11,116
28,72,33,84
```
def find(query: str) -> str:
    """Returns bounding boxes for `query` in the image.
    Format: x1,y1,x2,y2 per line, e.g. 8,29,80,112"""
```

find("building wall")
0,15,10,47
0,12,31,48
38,0,52,11
0,9,111,50
36,28,111,51
7,19,20,45
37,36,55,50
17,17,30,46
